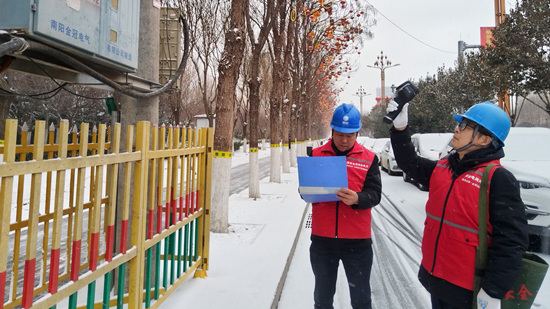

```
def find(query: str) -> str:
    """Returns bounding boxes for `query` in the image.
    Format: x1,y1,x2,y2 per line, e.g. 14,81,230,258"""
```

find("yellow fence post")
13,122,29,303
128,121,149,308
194,126,214,277
21,120,45,308
67,122,89,306
48,119,69,296
0,119,18,307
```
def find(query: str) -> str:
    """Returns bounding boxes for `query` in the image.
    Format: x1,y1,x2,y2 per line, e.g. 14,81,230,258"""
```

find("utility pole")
367,51,399,109
119,0,160,140
354,86,370,115
457,40,481,64
495,0,506,25
494,0,510,115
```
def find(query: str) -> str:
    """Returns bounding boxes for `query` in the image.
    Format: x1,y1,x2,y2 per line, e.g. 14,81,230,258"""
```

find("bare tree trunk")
281,5,294,173
211,0,247,233
248,73,261,197
269,0,288,183
290,17,301,165
246,0,274,198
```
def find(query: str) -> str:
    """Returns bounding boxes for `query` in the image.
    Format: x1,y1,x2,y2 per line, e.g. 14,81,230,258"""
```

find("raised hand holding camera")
383,81,419,124
387,101,409,128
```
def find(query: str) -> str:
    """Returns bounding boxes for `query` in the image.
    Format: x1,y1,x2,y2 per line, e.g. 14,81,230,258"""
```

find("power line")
26,56,108,100
365,1,455,54
0,81,68,100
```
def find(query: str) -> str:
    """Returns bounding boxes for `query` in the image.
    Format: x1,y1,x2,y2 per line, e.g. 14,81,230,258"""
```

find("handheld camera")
383,81,419,124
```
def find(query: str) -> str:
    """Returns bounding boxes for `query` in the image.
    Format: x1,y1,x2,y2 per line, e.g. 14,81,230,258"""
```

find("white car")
403,133,453,191
356,136,374,148
369,138,390,157
379,140,402,175
438,127,550,253
500,127,550,253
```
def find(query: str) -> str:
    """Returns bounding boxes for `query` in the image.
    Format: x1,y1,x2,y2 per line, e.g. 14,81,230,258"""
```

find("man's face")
451,119,491,157
332,130,357,152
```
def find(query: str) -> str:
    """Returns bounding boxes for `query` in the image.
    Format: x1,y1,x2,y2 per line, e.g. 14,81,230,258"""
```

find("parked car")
438,127,550,253
403,133,453,190
500,127,550,253
379,141,402,175
368,138,390,157
356,136,374,148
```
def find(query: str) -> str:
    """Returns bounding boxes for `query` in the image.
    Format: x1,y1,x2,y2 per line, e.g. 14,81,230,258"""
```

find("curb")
270,202,311,309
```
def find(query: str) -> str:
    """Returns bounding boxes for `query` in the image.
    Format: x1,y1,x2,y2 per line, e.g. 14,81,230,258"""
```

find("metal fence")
0,119,213,309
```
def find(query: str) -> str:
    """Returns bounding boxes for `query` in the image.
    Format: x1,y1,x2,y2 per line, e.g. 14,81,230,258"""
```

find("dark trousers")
309,239,373,309
431,294,466,309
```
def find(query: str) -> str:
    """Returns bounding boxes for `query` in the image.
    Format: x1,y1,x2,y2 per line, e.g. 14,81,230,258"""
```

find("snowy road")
369,175,430,308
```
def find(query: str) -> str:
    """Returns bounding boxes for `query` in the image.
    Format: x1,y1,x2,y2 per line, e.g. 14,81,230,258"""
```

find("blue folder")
297,156,348,203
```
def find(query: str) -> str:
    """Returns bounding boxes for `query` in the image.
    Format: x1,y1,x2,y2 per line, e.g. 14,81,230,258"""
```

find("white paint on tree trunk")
270,146,281,183
249,151,260,198
282,145,290,173
210,156,231,233
290,143,297,167
298,142,306,157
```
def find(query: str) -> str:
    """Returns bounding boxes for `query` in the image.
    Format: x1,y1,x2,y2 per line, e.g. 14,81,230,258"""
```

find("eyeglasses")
457,121,493,137
457,121,476,131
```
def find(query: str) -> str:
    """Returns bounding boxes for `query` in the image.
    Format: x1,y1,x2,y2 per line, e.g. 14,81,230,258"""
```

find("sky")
338,0,507,114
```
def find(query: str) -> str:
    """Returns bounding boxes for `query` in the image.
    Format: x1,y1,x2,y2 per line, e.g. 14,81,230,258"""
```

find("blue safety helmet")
330,103,362,133
453,101,510,147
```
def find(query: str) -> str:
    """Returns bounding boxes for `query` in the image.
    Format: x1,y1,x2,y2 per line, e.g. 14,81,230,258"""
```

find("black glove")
383,81,419,124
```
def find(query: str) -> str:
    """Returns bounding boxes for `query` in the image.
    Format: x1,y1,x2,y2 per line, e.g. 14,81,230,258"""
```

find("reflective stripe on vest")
426,212,479,234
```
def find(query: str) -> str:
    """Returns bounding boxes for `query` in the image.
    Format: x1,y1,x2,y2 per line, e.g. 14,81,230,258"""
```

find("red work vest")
422,158,499,290
311,140,375,239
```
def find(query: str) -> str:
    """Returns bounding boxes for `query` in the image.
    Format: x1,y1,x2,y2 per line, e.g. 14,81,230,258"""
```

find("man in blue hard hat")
308,103,382,309
387,100,528,309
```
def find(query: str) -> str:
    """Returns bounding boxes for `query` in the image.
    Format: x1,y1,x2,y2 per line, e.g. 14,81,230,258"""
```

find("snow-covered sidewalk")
158,163,308,308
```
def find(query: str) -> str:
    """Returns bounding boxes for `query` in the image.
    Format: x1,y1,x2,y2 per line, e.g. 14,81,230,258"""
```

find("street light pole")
354,86,370,115
367,51,400,109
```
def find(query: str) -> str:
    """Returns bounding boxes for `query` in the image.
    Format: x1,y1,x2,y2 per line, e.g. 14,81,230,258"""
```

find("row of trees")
158,0,378,232
365,0,550,138
171,0,376,142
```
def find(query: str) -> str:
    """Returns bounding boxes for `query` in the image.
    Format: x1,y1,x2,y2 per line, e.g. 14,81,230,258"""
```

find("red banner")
480,27,495,47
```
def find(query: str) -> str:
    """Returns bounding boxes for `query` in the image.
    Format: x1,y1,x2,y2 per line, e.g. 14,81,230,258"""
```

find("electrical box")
0,0,140,72
159,7,181,88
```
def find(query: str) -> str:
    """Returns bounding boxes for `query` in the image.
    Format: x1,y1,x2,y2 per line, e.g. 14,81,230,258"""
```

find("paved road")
229,156,271,195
